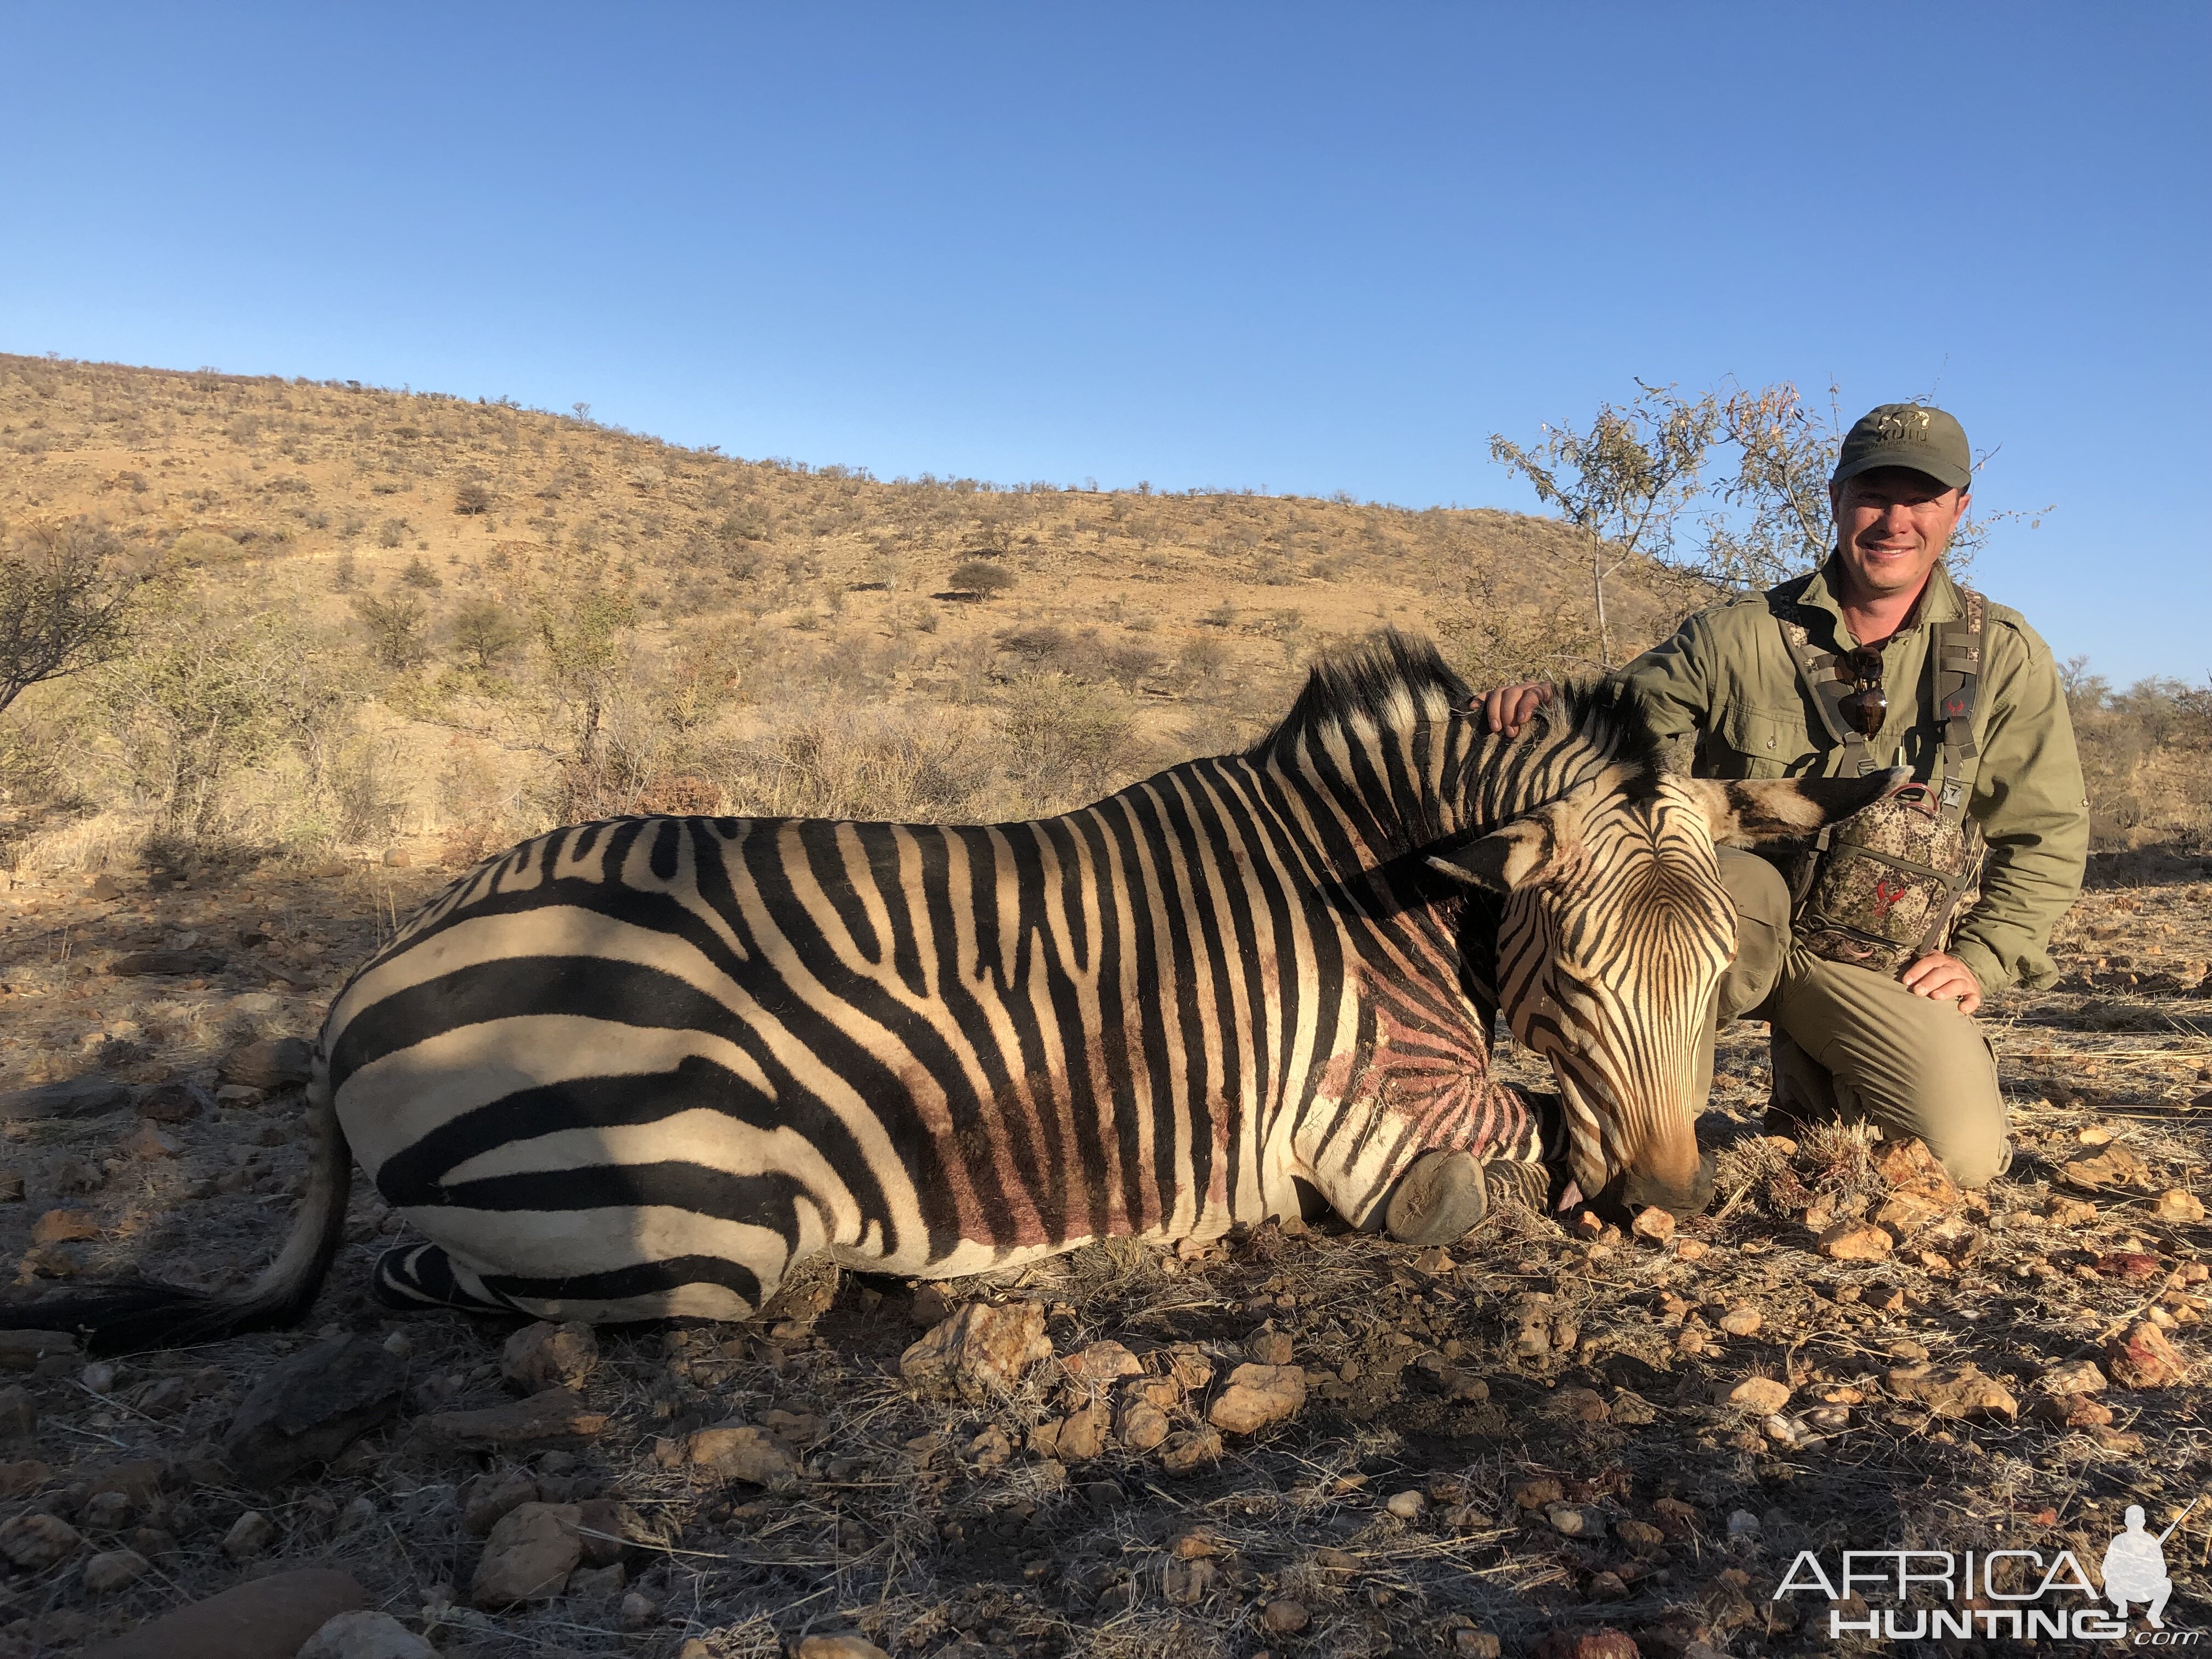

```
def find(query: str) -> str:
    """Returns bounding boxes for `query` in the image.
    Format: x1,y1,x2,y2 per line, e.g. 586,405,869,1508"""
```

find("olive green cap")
1832,403,1973,492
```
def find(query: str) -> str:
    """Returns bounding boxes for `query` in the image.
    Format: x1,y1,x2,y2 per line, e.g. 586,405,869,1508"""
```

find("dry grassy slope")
0,351,1681,716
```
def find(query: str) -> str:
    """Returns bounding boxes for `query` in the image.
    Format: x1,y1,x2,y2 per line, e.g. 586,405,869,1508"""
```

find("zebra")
15,634,1896,1348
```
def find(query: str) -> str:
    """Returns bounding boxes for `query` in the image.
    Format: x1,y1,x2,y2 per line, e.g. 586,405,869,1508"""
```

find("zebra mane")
1521,675,1669,798
1251,630,1471,762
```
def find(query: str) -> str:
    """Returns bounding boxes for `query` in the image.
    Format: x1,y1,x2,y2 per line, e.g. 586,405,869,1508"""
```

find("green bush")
352,593,430,669
949,557,1016,599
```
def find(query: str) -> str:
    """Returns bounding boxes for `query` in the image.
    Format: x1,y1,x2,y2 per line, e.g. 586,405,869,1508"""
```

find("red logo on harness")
1872,876,1908,915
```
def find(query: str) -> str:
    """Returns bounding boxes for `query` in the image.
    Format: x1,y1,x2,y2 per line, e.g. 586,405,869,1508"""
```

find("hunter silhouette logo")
2105,1500,2194,1628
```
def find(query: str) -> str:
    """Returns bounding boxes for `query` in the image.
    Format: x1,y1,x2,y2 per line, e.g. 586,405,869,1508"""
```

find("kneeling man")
1483,403,2088,1186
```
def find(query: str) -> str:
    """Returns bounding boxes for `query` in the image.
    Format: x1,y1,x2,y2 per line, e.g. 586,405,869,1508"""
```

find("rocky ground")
0,847,2206,1658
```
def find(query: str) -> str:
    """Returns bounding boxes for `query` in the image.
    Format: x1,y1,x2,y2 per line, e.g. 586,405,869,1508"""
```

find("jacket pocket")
1712,702,1813,778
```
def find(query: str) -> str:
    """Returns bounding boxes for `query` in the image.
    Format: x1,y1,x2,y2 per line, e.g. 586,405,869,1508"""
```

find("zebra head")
1429,698,1900,1219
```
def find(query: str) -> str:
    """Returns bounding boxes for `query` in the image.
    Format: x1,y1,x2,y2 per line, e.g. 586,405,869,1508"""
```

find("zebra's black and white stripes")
9,633,1903,1350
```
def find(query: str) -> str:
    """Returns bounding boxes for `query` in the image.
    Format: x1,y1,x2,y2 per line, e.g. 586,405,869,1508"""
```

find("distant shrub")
454,481,493,516
377,517,407,548
352,593,430,669
400,555,442,590
1001,673,1133,804
330,551,357,591
949,557,1016,599
449,596,525,670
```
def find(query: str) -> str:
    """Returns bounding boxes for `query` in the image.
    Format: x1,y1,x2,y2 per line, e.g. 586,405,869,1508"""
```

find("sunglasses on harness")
1837,645,1887,737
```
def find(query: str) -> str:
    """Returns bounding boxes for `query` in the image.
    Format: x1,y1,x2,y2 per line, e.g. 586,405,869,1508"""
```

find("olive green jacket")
1620,558,2089,997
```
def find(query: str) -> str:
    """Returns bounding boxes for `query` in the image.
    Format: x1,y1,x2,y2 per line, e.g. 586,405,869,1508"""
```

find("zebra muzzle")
1383,1149,1489,1248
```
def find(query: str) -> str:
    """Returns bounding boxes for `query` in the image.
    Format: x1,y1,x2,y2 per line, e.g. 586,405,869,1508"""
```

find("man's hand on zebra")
1480,682,1554,737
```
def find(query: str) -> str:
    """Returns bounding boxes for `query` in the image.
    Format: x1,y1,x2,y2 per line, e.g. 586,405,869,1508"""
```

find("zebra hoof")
1385,1150,1488,1247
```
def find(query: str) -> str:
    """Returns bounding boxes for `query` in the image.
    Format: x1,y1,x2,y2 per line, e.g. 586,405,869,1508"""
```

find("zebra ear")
1426,798,1587,893
1687,769,1910,849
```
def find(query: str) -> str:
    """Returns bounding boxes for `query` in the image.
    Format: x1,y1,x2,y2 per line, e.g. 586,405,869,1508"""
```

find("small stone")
2153,1189,2207,1223
296,1610,439,1659
907,1284,952,1326
1614,1519,1667,1554
797,1638,891,1659
2062,1144,2152,1192
501,1321,598,1392
1720,1376,1792,1414
899,1301,1053,1400
218,1036,314,1090
1717,1306,1762,1337
1886,1363,2018,1419
222,1509,276,1559
619,1591,659,1630
1533,1628,1640,1659
0,1459,50,1496
2107,1322,2188,1388
139,1080,210,1123
1674,1238,1709,1261
78,1568,365,1659
0,1512,81,1567
1115,1398,1171,1453
1386,1489,1426,1520
82,1548,151,1593
1158,1426,1222,1474
2038,1359,2108,1396
1452,1632,1503,1659
1409,1245,1456,1273
1630,1206,1675,1244
575,1497,639,1567
463,1468,540,1534
88,874,121,901
1062,1340,1144,1384
1261,1598,1310,1635
1554,1385,1610,1423
686,1423,800,1489
1513,1476,1564,1510
31,1207,99,1244
382,849,412,868
1546,1502,1604,1538
472,1502,582,1607
1162,1555,1217,1604
1816,1219,1893,1260
964,1424,1012,1469
421,1386,608,1451
1727,1509,1761,1537
1052,1403,1110,1463
1245,1328,1294,1365
1207,1362,1307,1434
567,1562,627,1600
223,1333,408,1489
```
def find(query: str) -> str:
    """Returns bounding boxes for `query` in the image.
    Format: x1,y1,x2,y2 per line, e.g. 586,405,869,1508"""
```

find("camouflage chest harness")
1768,577,1989,973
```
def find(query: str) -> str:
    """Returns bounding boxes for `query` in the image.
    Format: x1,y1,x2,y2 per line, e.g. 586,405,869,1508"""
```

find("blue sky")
3,4,2205,681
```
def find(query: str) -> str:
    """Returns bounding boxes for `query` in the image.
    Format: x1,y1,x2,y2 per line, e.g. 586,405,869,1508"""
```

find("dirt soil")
0,848,2207,1658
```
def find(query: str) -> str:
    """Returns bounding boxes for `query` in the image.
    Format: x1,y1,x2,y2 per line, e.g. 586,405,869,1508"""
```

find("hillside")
0,352,1696,883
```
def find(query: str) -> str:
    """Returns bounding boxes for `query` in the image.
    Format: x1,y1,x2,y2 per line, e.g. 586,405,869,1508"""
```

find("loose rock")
1816,1219,1893,1260
0,1512,81,1568
1207,1362,1306,1434
797,1638,891,1659
686,1423,800,1489
1535,1632,1640,1659
1062,1340,1144,1384
473,1502,583,1607
223,1332,408,1489
421,1386,607,1450
1244,1328,1294,1365
1116,1399,1171,1453
2108,1322,2188,1387
80,1568,365,1659
297,1610,439,1659
463,1468,540,1534
1720,1376,1792,1414
82,1549,151,1593
1717,1306,1762,1337
1630,1206,1675,1244
1052,1402,1109,1463
1386,1489,1426,1520
1261,1598,1310,1635
501,1321,599,1393
31,1208,99,1244
1158,1426,1222,1474
2038,1360,2108,1396
2062,1143,2151,1192
1886,1363,2018,1420
899,1301,1053,1399
222,1509,276,1559
2153,1189,2207,1222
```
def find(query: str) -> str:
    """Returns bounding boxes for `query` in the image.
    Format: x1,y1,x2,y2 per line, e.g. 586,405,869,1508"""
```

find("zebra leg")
1383,1149,1488,1246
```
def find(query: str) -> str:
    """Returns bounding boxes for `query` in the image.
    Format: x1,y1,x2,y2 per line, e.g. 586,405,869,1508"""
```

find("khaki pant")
1708,848,2009,1187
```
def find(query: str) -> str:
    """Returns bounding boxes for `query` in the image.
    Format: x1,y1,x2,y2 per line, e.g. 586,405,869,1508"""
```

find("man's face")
1828,466,1970,601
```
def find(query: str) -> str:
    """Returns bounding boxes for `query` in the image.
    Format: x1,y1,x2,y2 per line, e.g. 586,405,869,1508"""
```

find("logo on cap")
1873,409,1933,444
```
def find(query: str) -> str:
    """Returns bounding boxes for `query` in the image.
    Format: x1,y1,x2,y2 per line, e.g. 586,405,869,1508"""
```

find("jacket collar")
1796,556,1962,646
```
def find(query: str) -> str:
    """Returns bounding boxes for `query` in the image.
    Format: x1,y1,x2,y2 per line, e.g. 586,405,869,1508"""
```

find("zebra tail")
0,1054,353,1356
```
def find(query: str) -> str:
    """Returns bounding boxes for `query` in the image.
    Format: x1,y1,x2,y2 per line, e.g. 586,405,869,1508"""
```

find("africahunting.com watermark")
1773,1502,2199,1643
